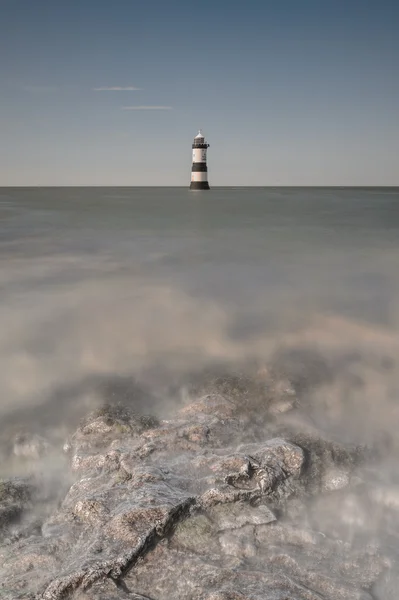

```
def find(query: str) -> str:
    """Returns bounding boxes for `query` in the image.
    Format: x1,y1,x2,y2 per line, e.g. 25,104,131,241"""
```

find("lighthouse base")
190,181,210,190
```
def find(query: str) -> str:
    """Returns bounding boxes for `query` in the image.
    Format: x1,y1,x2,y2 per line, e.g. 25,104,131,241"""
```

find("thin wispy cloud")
93,86,142,91
122,106,173,110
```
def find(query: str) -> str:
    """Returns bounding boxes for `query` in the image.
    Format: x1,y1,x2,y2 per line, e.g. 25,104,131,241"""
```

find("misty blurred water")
1,186,399,423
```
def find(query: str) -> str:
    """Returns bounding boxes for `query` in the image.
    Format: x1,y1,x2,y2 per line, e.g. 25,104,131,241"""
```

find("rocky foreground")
1,367,399,599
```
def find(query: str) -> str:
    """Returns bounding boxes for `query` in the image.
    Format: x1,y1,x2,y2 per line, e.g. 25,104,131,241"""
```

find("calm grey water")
1,186,399,422
2,188,399,598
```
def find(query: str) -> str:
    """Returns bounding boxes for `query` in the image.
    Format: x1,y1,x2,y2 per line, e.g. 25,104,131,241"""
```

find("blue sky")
1,0,398,185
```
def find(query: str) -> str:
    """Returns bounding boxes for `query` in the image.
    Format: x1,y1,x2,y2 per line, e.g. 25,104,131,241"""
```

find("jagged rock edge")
39,498,195,599
38,476,297,599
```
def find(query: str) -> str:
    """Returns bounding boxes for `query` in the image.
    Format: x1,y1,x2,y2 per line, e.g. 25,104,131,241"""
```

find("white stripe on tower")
191,172,208,182
190,130,210,190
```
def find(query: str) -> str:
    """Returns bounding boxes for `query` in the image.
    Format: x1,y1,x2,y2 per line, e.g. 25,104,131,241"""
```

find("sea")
1,186,399,441
2,187,399,598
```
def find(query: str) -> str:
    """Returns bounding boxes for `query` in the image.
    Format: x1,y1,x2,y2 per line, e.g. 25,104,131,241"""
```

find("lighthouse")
190,130,210,190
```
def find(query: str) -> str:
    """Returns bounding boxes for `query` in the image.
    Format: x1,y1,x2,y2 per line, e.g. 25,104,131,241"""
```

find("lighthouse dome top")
192,129,210,149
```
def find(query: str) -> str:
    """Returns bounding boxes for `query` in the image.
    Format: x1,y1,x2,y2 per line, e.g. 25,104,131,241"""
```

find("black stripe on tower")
191,163,208,172
190,181,210,190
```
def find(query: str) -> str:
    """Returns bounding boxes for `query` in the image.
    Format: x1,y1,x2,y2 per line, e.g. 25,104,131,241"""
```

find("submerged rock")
0,478,34,532
13,432,49,460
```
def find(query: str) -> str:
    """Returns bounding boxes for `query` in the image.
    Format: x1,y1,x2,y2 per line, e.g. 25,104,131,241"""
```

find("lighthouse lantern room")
190,130,210,190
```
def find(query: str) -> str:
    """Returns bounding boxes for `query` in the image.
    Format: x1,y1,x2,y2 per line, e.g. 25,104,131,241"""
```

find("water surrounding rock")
12,433,50,460
0,370,396,599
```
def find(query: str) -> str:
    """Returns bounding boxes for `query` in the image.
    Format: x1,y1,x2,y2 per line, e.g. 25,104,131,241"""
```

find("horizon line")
1,185,398,189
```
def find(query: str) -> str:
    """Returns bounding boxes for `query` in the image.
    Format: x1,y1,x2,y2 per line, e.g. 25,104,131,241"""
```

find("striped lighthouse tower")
190,130,210,190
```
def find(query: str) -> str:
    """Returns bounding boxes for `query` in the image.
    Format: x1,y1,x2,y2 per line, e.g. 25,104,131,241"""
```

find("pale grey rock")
219,525,257,558
208,502,276,531
0,379,394,600
322,468,351,492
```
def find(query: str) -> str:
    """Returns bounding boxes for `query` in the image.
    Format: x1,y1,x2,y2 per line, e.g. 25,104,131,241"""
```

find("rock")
1,426,306,598
269,397,296,416
322,468,350,492
219,525,257,558
205,593,248,600
238,438,305,478
0,478,34,532
73,499,109,525
74,579,151,599
0,478,33,505
172,513,219,555
179,393,237,419
208,502,276,531
286,432,366,495
67,403,159,452
0,370,394,600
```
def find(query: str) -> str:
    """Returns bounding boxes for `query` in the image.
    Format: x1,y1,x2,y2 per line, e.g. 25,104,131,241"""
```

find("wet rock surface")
0,478,34,533
0,368,397,599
